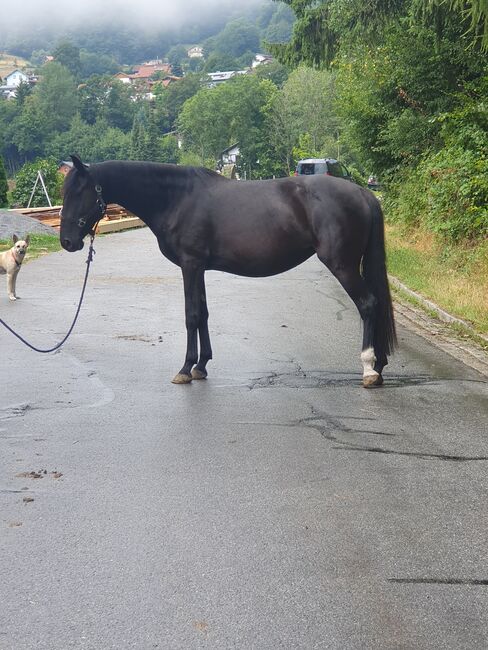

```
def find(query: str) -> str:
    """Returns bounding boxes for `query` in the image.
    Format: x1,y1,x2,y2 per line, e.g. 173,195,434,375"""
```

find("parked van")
294,158,352,181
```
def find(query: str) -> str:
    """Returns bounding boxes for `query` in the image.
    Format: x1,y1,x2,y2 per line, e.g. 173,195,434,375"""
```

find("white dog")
0,234,30,301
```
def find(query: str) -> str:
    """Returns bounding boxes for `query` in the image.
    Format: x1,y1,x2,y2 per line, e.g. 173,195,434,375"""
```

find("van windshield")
297,162,327,175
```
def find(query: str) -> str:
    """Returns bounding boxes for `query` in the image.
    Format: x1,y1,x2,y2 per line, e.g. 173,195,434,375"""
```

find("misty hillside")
0,0,294,65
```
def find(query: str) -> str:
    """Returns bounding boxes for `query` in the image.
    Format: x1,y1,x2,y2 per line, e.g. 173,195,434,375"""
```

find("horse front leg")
172,262,203,384
191,276,212,380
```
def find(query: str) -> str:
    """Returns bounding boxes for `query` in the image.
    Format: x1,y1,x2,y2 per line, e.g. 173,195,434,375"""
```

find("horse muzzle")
61,237,84,252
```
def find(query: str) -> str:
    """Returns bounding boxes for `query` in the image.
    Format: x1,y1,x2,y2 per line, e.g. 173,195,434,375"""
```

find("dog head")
12,234,30,260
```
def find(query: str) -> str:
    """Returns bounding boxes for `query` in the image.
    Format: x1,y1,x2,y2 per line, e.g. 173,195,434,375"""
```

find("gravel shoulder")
0,210,58,239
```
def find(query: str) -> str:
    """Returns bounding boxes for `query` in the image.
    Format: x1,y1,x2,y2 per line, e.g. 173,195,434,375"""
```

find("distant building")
4,70,29,87
58,161,74,176
0,69,36,99
113,63,174,90
188,46,204,58
206,70,249,87
221,143,240,165
113,72,132,84
252,54,274,68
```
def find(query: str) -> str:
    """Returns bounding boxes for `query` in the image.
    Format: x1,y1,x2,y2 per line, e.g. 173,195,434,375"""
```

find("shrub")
12,158,63,208
385,146,488,241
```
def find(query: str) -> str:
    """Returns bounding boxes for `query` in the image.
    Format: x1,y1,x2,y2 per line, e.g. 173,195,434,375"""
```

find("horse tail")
362,197,397,362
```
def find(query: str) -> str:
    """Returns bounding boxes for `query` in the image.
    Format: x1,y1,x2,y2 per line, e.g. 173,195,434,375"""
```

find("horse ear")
70,154,88,175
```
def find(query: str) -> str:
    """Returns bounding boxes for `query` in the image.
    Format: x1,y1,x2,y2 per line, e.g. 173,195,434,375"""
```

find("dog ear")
70,154,88,175
13,234,18,243
25,235,30,245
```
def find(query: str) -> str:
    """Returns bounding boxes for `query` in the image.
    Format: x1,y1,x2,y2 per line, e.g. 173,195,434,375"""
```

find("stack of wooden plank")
10,204,145,234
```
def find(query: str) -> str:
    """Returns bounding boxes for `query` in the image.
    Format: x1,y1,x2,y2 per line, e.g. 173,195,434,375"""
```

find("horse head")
60,155,106,252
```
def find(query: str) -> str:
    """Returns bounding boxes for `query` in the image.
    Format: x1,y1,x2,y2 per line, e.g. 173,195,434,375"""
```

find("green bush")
385,146,488,241
12,158,64,208
385,78,488,242
347,165,367,187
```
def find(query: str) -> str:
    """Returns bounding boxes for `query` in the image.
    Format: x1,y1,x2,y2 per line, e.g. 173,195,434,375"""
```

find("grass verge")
385,222,488,336
0,233,61,262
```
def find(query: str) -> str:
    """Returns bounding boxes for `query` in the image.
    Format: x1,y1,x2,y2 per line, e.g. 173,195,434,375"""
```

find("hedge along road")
1,227,487,650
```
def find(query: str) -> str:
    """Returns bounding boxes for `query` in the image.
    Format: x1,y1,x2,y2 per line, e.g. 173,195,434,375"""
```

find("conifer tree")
0,156,8,208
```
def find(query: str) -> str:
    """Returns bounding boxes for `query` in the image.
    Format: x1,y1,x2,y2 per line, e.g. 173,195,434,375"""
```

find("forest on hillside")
0,0,486,247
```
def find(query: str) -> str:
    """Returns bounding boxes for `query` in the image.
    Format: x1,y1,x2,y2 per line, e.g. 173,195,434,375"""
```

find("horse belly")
209,237,315,277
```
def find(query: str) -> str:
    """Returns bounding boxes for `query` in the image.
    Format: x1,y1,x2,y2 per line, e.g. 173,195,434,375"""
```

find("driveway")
1,228,487,649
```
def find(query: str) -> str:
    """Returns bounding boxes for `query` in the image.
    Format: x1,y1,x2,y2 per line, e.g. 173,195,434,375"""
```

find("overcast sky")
9,0,264,30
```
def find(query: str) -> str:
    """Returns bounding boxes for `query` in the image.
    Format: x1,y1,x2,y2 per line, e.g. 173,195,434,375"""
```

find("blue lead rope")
0,238,96,353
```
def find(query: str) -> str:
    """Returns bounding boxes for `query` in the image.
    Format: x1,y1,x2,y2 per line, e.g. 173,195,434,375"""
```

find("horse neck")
92,162,190,227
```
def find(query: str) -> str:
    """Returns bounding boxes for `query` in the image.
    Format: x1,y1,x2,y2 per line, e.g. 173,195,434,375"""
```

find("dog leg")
7,271,17,301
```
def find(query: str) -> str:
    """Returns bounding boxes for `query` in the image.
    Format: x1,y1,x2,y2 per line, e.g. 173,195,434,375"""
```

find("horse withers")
60,155,396,387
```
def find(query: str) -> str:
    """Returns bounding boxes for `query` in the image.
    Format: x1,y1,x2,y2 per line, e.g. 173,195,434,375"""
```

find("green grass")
385,223,488,335
0,233,61,262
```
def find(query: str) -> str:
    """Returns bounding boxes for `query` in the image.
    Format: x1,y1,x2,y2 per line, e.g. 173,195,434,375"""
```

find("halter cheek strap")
90,184,107,236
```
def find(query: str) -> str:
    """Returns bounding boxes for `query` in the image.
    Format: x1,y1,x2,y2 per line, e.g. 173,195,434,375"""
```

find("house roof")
5,69,28,79
131,64,171,79
221,143,239,154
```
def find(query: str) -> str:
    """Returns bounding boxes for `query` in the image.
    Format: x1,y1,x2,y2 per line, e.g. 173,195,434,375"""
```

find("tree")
91,126,131,161
0,155,8,207
254,60,290,88
153,74,202,132
166,45,188,76
160,134,180,164
47,114,98,161
270,0,488,69
78,76,110,125
210,19,261,58
203,53,240,73
11,98,51,160
53,40,82,79
80,51,119,77
12,158,63,208
178,75,278,174
35,62,78,133
264,3,295,43
15,80,32,108
101,80,136,131
130,109,149,160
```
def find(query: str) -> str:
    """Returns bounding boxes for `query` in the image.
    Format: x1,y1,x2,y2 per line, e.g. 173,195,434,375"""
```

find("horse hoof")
171,373,192,384
363,373,383,388
191,368,207,380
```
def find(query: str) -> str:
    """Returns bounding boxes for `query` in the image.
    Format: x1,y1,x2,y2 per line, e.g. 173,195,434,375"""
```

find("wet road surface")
1,228,487,649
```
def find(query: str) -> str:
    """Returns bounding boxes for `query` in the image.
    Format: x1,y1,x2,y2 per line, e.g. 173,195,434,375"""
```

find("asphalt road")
1,228,487,650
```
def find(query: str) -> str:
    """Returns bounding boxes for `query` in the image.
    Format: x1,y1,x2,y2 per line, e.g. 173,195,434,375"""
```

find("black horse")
60,155,396,387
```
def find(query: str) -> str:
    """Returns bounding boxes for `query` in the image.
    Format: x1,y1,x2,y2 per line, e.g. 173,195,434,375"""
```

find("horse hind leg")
319,257,383,388
191,281,212,380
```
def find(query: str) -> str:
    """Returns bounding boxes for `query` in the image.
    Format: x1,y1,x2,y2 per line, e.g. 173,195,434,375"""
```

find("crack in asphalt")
389,578,488,585
238,403,488,463
247,368,439,390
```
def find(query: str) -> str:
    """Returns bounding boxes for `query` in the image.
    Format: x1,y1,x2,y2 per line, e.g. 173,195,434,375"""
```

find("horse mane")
191,166,228,182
